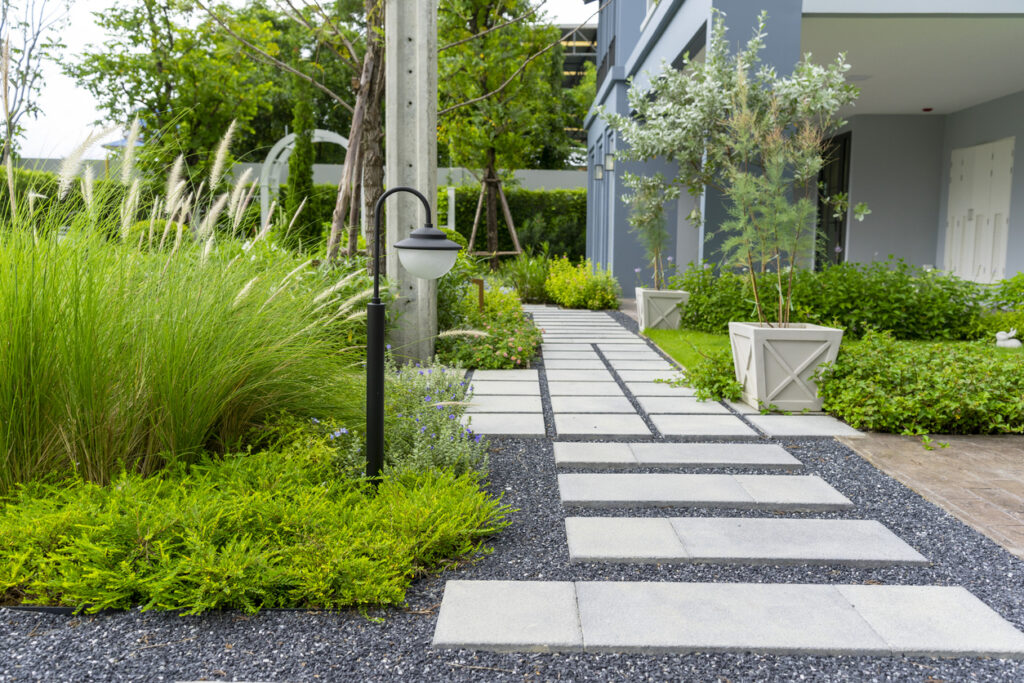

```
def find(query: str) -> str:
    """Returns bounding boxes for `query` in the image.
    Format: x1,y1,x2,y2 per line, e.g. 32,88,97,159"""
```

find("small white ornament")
996,328,1022,349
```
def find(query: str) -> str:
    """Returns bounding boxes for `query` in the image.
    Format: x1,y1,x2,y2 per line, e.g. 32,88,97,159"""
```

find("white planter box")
636,287,689,330
728,322,844,412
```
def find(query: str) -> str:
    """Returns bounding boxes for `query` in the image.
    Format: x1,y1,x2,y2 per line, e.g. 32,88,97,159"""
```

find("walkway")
444,307,1024,658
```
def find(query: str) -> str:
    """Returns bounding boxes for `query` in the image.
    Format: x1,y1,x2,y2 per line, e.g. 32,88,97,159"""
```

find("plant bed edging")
729,321,843,412
636,288,689,331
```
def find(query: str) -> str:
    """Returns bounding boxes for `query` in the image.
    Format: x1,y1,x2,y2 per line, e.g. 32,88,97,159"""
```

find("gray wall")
937,89,1024,277
844,115,945,267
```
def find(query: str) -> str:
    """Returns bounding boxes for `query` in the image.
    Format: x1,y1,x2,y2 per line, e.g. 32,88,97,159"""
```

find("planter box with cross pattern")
728,322,843,412
636,288,690,331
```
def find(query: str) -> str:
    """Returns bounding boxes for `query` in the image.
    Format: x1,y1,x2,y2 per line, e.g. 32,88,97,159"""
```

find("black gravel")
3,434,1023,682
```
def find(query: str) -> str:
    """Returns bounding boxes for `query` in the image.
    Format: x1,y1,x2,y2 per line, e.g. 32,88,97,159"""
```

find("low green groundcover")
0,443,510,615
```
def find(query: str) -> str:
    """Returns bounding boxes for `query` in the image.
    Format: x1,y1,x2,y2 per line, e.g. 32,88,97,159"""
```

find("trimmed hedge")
436,185,586,259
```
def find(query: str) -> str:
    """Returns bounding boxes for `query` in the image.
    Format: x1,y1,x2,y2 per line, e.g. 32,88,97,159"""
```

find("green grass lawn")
644,328,731,369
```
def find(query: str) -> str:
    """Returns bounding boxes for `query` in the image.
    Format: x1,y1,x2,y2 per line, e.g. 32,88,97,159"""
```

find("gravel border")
3,435,1023,682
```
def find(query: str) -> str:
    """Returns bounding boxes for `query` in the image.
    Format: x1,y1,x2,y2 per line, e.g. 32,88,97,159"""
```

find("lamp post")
366,186,462,480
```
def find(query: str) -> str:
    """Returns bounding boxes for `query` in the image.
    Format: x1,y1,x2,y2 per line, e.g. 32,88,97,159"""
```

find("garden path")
440,306,1024,658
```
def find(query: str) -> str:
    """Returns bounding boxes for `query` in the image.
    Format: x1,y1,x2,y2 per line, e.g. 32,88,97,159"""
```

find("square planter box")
728,322,843,412
636,288,690,331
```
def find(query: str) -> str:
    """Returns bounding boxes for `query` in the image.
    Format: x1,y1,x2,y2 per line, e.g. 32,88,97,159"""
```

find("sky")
18,0,597,160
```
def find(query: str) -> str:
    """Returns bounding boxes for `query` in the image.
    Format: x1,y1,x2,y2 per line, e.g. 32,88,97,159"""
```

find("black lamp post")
366,186,463,480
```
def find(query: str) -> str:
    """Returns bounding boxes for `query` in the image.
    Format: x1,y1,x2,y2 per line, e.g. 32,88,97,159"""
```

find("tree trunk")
362,2,386,276
485,147,499,270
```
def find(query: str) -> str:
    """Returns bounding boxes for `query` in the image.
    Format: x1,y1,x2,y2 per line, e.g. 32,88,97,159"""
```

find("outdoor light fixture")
604,153,615,172
366,187,462,481
594,164,604,180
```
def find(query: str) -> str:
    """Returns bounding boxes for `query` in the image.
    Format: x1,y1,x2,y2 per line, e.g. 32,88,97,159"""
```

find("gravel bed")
3,434,1023,682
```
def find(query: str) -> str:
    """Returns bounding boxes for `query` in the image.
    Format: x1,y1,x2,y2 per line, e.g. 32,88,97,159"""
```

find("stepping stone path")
435,305,1024,658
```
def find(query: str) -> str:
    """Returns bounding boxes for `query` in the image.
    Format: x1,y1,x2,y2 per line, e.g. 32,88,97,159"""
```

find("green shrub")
971,310,1024,341
498,247,551,303
670,263,753,332
0,227,368,494
0,443,510,614
670,258,985,340
816,331,1024,434
678,348,742,402
437,248,486,331
384,355,488,474
436,286,542,369
991,271,1024,310
544,256,621,310
436,185,587,259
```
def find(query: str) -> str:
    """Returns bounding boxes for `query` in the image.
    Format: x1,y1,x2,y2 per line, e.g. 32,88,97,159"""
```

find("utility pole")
384,0,438,363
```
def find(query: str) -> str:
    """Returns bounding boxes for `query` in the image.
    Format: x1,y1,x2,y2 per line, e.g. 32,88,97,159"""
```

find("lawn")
643,328,731,369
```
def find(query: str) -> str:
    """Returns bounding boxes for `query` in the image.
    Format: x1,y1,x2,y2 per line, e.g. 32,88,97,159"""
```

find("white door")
945,137,1014,284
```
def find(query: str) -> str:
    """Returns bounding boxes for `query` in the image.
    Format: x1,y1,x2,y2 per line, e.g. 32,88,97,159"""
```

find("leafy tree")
285,71,316,246
438,0,568,263
1,0,69,154
65,0,283,183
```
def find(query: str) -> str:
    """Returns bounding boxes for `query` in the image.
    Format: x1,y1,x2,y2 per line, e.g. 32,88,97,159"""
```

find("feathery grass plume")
26,191,46,214
233,182,258,236
159,216,174,250
312,270,362,305
233,276,259,308
438,329,490,339
259,259,313,312
120,117,141,185
283,196,308,241
146,199,161,248
209,120,236,191
255,199,276,241
4,148,14,217
119,178,142,240
58,126,116,200
178,192,195,226
172,221,185,253
80,165,95,212
228,166,253,226
197,192,228,241
201,234,215,264
3,40,14,216
165,155,185,210
336,287,374,316
166,180,187,220
343,310,367,323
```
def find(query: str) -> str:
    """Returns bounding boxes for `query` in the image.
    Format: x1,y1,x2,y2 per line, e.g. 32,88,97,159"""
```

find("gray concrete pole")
384,0,438,363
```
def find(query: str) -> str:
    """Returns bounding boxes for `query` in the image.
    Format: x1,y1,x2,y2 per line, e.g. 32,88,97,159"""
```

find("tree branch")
439,4,540,52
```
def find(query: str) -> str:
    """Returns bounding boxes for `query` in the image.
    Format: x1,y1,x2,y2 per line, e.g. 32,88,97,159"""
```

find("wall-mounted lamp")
604,153,615,172
594,164,604,180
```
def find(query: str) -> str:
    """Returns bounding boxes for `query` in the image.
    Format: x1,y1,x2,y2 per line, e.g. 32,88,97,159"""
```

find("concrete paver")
544,360,608,370
466,395,543,413
432,580,582,652
470,369,538,382
617,370,680,382
747,414,865,437
554,413,651,437
650,414,758,437
469,381,540,396
553,442,802,470
462,413,545,436
547,381,625,397
559,473,852,510
606,360,678,371
550,396,637,413
637,396,731,414
546,369,616,382
626,382,695,397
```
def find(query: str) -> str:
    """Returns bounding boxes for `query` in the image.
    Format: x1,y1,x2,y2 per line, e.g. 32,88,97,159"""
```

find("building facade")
584,0,1024,288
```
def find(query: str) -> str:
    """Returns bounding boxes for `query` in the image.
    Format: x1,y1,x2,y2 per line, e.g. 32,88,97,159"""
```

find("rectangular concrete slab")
566,517,684,562
470,369,538,382
746,414,865,437
558,473,753,508
541,351,601,360
671,518,929,566
544,360,608,370
607,360,678,371
733,474,853,510
546,369,616,382
466,395,543,413
469,381,539,396
553,442,635,467
547,381,624,396
617,370,679,382
541,343,594,352
550,396,637,413
600,350,664,359
555,413,651,437
651,414,758,437
638,396,731,415
432,580,582,652
576,582,891,655
836,585,1024,658
462,413,545,436
628,443,802,470
626,382,695,397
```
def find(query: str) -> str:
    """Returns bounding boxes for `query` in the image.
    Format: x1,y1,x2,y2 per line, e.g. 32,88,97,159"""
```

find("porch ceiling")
800,16,1024,115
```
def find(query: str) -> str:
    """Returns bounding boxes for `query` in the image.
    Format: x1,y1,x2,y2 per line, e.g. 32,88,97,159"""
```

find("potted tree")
607,11,868,410
624,172,689,330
